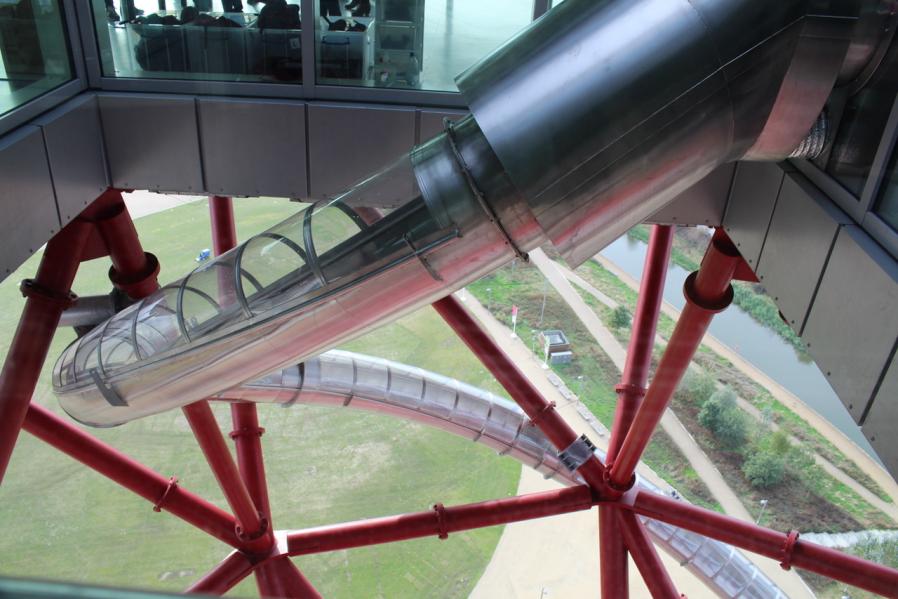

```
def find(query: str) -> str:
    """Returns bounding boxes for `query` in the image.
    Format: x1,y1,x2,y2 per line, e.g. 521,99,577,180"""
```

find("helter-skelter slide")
0,0,893,596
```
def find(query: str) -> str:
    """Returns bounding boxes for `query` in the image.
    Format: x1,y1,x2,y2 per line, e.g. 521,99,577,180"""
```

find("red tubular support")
433,296,607,490
186,551,256,595
90,189,160,298
607,224,673,462
0,217,92,482
23,404,241,548
599,507,628,599
610,230,742,488
255,557,322,599
600,225,671,599
617,511,679,599
182,401,271,550
209,196,274,521
287,485,595,556
627,490,898,597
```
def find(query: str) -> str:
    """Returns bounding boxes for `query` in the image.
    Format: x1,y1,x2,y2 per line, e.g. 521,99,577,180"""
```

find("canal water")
600,234,879,459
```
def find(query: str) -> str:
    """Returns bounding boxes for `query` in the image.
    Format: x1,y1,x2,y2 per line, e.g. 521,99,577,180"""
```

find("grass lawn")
0,197,520,597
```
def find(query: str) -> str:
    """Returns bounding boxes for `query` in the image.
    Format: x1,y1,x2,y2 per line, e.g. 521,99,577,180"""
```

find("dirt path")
594,254,898,509
557,255,898,522
530,249,753,521
459,289,813,599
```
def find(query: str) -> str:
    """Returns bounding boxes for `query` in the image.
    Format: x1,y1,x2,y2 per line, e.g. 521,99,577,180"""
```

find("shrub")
678,368,717,405
742,447,786,488
610,305,631,329
715,406,748,448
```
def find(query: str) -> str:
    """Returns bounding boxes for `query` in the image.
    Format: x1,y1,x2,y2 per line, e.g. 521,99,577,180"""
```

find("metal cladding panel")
864,355,898,478
646,163,735,226
98,94,204,193
34,95,109,226
0,126,59,281
198,98,307,198
418,109,467,143
802,226,898,422
722,161,784,269
307,103,416,200
755,173,849,335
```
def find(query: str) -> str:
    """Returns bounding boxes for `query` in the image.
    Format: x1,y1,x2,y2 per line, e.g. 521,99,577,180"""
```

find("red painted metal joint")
614,383,646,399
236,513,270,543
780,530,800,570
603,466,636,495
108,251,160,299
683,272,734,313
19,279,77,309
527,401,557,428
433,503,449,540
229,426,266,440
152,476,179,512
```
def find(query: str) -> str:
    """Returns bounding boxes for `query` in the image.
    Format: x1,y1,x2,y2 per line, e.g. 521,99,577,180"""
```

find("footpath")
594,254,898,513
461,289,812,599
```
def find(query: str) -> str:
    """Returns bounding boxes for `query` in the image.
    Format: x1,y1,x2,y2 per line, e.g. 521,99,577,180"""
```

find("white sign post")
510,305,518,338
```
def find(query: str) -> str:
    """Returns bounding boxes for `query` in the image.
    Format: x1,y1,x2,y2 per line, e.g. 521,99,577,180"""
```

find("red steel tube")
607,224,673,462
601,225,672,599
626,490,898,597
433,296,607,490
617,511,679,599
186,551,256,595
255,557,322,599
599,507,628,599
287,485,595,556
182,401,271,548
209,196,273,521
610,230,741,488
23,403,240,547
0,218,92,482
91,189,160,298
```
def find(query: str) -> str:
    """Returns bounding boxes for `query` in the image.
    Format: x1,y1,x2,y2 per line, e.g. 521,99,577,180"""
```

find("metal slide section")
218,350,785,599
55,0,855,426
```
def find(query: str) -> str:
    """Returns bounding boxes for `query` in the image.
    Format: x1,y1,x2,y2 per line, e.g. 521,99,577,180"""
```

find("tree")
715,406,748,449
678,368,717,405
742,447,786,488
610,305,631,329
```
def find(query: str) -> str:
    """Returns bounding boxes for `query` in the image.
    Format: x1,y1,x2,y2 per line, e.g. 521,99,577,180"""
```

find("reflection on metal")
789,112,829,160
217,350,786,599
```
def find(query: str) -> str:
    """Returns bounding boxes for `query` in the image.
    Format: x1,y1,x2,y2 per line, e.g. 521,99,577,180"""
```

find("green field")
0,198,520,597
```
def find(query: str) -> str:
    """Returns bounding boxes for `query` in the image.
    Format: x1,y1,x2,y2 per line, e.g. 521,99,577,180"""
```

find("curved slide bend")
52,0,856,426
218,350,786,599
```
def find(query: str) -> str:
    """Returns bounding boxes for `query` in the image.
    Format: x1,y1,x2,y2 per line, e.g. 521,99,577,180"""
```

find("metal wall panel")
0,126,60,281
863,353,898,478
98,94,204,193
755,173,850,335
721,161,785,269
418,109,468,143
646,163,735,227
307,103,416,200
198,98,307,198
34,94,109,226
802,226,898,422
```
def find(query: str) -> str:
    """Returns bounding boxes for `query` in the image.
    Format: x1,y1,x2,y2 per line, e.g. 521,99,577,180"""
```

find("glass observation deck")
54,154,457,393
92,0,532,91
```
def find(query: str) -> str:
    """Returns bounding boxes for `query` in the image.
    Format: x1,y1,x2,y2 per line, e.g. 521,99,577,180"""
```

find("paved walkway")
460,288,813,599
595,254,898,512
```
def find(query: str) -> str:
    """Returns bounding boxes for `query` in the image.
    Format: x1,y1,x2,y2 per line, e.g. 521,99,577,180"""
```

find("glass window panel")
0,0,73,116
824,40,898,196
133,285,186,359
315,0,532,92
93,0,302,83
874,139,898,231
